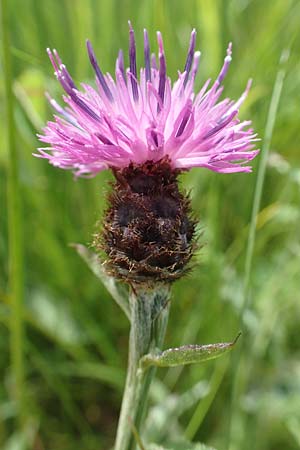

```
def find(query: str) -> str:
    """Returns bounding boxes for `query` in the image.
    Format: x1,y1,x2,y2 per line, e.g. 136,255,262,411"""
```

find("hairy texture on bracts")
36,24,259,176
94,158,197,284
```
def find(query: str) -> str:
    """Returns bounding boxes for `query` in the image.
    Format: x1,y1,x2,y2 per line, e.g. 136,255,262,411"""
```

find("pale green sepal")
140,334,241,370
71,244,130,319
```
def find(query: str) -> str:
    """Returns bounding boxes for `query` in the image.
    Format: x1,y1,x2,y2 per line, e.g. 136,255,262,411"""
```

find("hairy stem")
114,286,170,450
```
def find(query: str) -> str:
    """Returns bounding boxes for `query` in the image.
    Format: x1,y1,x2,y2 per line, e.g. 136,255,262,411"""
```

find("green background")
1,0,300,449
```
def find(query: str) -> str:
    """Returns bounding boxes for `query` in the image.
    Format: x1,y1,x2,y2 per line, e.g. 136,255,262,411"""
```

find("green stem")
114,286,170,450
1,0,25,428
132,297,169,449
225,49,290,450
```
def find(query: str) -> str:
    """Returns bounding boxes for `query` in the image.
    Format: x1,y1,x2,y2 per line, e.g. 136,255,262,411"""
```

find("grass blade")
1,0,25,429
226,48,290,450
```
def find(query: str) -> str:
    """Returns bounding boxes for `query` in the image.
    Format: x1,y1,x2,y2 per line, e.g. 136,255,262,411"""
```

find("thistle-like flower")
37,24,259,285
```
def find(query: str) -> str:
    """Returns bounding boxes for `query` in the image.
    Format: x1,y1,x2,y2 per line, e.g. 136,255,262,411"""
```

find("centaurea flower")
37,25,259,284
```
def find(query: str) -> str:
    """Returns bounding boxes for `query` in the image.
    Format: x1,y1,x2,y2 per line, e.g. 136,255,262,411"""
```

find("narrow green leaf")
55,361,125,390
1,0,25,429
141,334,241,370
226,48,291,450
148,443,216,450
71,243,130,319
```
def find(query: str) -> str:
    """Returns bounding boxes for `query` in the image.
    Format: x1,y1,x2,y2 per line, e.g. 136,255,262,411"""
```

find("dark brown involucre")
94,158,197,285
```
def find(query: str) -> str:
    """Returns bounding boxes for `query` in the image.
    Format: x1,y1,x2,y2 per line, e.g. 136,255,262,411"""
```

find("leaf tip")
231,331,242,347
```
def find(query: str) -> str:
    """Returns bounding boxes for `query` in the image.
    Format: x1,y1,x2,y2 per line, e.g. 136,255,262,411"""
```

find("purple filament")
86,40,113,101
144,29,151,82
183,29,196,87
128,21,139,101
157,32,166,110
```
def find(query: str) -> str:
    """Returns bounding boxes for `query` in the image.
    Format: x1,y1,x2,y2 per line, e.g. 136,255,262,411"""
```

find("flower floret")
36,25,259,176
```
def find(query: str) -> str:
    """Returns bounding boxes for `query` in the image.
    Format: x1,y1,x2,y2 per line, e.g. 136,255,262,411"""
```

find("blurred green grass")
1,0,300,449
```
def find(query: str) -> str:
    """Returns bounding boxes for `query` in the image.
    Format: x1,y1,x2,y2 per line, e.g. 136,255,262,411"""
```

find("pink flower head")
37,24,259,177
